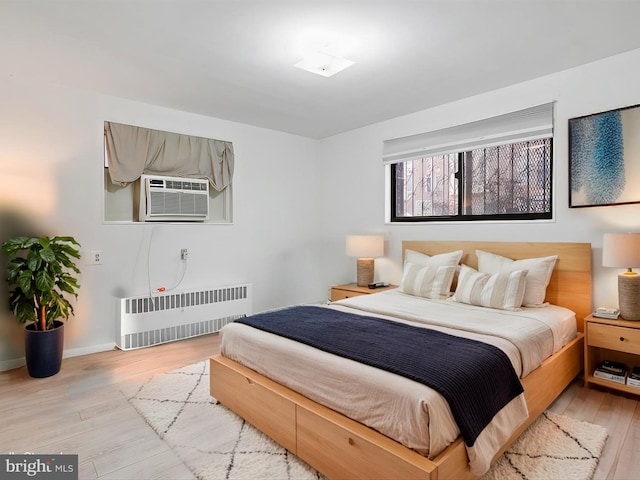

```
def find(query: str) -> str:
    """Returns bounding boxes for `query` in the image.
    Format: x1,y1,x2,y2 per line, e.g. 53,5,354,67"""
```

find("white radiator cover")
116,284,252,350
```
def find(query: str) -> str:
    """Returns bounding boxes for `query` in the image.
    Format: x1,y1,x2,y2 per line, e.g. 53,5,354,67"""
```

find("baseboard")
0,358,25,372
64,342,117,359
0,342,116,372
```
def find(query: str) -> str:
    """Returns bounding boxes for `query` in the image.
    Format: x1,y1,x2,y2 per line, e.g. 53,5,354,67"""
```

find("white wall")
318,48,640,312
0,76,324,369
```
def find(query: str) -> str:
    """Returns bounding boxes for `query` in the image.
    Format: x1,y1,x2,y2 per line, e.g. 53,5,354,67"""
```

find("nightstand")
584,314,640,395
330,283,398,302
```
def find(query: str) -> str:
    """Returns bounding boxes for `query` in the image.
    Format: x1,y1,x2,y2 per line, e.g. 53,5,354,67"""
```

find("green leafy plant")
2,236,81,331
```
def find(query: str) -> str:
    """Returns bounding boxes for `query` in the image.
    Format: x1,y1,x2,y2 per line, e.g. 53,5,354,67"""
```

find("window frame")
389,139,554,223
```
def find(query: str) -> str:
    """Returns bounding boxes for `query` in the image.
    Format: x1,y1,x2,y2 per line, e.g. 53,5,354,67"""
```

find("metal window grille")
392,138,552,221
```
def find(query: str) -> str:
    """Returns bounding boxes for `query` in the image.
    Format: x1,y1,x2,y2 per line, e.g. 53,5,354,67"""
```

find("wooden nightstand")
584,314,640,395
330,283,398,302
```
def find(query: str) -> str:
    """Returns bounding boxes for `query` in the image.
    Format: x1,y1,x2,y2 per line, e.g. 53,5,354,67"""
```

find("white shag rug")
126,361,607,480
484,410,607,480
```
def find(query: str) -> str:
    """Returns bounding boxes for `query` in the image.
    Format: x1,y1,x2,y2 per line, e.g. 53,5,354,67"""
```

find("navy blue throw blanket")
237,305,523,447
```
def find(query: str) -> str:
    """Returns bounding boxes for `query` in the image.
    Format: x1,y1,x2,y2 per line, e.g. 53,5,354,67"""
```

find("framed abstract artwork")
569,104,640,207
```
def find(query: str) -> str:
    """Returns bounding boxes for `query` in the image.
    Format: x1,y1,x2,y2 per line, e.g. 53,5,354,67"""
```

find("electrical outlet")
90,251,103,265
181,248,189,261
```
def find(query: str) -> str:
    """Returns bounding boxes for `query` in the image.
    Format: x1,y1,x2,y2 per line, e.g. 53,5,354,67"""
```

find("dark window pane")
393,154,458,218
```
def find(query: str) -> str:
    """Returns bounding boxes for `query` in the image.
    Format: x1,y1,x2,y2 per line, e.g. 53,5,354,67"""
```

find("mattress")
219,290,577,475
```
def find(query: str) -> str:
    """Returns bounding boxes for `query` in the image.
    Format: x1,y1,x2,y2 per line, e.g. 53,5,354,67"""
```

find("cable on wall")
146,224,188,298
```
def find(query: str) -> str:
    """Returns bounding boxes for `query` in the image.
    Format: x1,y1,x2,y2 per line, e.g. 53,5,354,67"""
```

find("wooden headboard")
402,241,592,332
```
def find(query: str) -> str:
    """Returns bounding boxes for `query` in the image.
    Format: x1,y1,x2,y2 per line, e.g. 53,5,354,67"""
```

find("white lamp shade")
603,233,640,268
346,235,384,258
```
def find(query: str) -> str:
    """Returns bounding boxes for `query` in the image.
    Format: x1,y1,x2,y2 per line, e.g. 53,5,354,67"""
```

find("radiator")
116,283,252,350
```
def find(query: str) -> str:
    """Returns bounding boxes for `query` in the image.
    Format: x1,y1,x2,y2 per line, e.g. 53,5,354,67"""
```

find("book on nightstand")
594,360,628,384
593,307,620,319
627,366,640,388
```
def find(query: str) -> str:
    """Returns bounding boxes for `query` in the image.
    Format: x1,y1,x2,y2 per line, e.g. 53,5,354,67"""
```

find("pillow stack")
451,265,528,311
451,250,557,310
399,247,558,311
475,250,557,308
400,250,463,300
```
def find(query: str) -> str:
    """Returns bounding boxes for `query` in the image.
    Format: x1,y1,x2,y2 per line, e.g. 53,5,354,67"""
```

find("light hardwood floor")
1,333,638,480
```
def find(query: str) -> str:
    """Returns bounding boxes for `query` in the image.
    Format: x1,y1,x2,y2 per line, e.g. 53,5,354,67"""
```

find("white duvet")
220,290,577,475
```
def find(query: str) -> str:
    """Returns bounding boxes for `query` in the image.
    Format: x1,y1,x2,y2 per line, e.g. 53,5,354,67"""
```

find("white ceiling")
3,1,640,139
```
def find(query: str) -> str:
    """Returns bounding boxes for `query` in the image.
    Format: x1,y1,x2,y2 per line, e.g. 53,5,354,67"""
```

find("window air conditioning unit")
137,174,209,222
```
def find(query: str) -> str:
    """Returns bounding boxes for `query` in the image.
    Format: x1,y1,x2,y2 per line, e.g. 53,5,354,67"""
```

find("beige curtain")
104,122,234,191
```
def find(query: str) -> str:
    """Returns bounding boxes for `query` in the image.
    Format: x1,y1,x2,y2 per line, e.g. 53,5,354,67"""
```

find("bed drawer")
296,404,434,480
587,322,640,355
209,356,297,452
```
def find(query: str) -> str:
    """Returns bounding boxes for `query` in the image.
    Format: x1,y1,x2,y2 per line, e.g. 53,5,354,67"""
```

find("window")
102,122,234,223
384,103,554,222
391,138,552,221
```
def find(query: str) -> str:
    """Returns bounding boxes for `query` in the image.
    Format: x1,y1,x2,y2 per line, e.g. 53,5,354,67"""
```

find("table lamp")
603,232,640,321
346,235,384,287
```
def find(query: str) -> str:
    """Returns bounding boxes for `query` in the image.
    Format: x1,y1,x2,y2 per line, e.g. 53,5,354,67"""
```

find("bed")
210,241,592,479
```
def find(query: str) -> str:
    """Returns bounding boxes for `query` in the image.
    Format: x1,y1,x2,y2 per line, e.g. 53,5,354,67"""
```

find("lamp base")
619,273,640,321
356,258,374,287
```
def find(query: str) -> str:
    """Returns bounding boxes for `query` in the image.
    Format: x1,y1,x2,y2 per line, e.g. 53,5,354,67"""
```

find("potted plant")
1,236,81,378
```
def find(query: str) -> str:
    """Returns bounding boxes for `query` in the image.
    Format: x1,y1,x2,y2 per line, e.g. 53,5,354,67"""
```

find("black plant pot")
24,320,64,378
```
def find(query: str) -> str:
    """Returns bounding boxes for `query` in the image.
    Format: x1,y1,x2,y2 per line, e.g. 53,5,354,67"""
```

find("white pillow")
400,263,456,299
476,250,557,307
404,249,463,267
452,264,528,311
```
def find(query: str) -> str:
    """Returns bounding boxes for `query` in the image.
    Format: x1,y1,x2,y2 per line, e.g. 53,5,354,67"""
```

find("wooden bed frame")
210,241,592,479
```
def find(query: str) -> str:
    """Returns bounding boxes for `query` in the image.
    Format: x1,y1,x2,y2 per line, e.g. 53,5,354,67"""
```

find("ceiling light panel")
294,50,354,77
